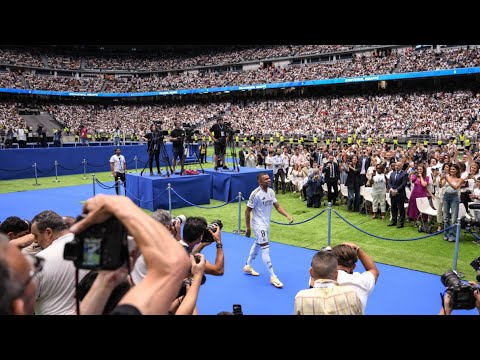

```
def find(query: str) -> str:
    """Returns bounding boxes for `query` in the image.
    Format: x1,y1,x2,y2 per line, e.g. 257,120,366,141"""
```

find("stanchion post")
32,163,40,186
233,192,245,234
82,159,87,180
453,218,464,277
327,202,332,247
134,155,138,173
168,183,172,213
92,174,96,196
53,160,60,183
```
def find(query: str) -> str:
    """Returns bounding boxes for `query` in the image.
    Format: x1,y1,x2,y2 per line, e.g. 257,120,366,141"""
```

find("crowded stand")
0,46,477,95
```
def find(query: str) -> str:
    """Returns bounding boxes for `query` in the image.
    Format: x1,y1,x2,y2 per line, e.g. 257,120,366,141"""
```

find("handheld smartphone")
233,304,243,315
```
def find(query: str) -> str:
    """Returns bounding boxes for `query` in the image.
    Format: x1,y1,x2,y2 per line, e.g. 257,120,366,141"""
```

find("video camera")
441,257,480,310
201,219,223,243
63,215,129,270
224,122,240,136
152,121,169,137
182,123,200,141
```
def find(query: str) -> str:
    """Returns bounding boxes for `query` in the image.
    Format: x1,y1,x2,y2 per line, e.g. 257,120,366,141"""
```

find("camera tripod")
226,136,240,172
140,133,173,177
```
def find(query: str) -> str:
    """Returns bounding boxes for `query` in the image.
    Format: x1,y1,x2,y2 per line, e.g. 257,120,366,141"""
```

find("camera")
441,270,479,310
171,214,186,227
233,304,243,315
224,122,240,136
63,215,129,270
201,220,223,242
471,256,480,282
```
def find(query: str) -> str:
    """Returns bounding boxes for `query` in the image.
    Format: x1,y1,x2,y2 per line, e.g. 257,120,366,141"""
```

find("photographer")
439,283,480,315
207,117,229,170
143,123,162,176
170,121,185,175
70,195,190,315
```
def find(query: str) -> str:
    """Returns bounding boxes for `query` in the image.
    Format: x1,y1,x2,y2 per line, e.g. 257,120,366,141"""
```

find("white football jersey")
247,186,277,230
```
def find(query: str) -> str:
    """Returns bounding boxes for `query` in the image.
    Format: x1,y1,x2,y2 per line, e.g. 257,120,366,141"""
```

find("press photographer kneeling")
439,257,480,315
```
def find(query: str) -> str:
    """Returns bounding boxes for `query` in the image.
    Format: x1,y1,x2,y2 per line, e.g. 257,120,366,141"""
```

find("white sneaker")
243,265,259,276
270,275,283,288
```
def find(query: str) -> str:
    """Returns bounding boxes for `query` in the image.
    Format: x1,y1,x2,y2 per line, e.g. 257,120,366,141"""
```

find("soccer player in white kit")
244,173,293,288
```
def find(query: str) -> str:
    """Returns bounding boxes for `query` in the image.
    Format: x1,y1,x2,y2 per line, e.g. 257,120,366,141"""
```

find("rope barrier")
57,164,84,171
271,208,327,225
332,209,455,241
0,166,34,172
169,188,238,208
87,161,110,168
36,166,56,176
94,178,117,190
119,182,168,202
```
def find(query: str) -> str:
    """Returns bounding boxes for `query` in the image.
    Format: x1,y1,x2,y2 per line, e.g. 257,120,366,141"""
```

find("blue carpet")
0,185,477,315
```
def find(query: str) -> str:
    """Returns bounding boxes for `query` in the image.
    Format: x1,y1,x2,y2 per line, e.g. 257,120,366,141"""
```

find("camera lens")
441,270,462,288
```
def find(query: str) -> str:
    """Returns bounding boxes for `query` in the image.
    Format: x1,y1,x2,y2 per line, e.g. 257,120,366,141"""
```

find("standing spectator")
80,124,89,146
388,161,408,228
407,165,429,224
442,164,464,242
17,125,27,148
369,164,388,219
346,155,361,211
243,173,293,288
322,154,340,205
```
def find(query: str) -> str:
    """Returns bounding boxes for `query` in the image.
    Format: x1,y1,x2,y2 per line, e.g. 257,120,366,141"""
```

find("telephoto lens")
172,214,186,226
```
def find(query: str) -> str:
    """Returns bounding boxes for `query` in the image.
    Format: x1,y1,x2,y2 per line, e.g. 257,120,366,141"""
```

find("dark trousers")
326,180,338,205
114,172,126,195
274,169,286,193
307,194,321,208
149,151,160,173
391,192,406,224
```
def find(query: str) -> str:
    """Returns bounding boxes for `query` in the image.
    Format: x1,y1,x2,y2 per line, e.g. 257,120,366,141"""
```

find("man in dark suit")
388,161,408,228
239,145,247,167
322,154,340,205
359,151,371,186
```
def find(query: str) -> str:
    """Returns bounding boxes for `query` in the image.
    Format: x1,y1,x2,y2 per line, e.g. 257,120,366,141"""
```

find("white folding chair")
415,197,437,228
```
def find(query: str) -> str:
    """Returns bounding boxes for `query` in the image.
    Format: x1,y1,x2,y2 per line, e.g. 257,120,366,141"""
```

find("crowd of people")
0,46,477,95
1,88,478,148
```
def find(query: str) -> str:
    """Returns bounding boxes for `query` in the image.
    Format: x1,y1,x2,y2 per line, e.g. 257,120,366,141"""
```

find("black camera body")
471,256,480,282
201,220,223,243
63,216,129,270
441,270,479,310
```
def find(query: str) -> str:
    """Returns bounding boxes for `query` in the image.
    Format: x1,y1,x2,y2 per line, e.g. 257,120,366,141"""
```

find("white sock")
260,244,275,276
246,243,260,266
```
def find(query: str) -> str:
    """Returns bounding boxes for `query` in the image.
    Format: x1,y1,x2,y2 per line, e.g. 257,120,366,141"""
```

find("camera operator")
110,147,127,195
207,117,229,170
143,123,162,176
70,194,190,315
170,121,185,175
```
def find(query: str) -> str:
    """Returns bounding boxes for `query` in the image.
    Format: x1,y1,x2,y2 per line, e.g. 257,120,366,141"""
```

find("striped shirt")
294,279,363,315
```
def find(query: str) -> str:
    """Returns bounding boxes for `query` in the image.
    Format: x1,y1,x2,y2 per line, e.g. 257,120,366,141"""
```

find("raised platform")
204,167,273,202
0,144,199,180
126,172,211,211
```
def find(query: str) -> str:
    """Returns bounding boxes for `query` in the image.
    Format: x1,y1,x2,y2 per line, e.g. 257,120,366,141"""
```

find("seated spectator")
294,250,363,315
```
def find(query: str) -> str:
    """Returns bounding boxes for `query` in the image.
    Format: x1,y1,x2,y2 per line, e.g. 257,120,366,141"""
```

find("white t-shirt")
247,186,277,230
336,269,376,313
110,154,126,173
34,233,87,315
